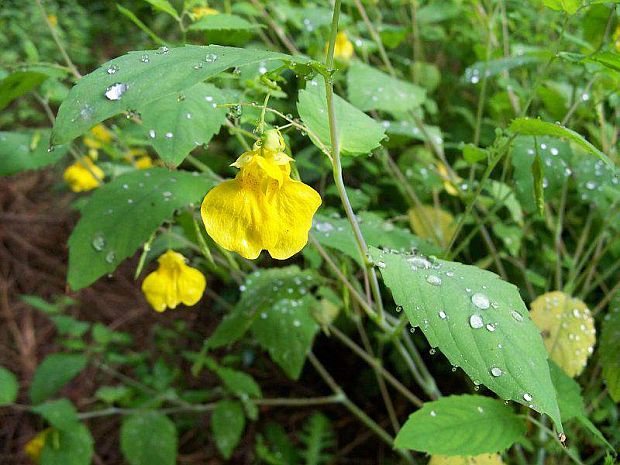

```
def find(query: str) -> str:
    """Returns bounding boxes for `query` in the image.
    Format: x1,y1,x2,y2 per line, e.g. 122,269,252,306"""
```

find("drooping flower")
201,129,322,260
192,5,219,19
332,31,354,63
83,124,113,150
24,429,51,464
126,148,153,169
141,250,206,312
63,156,105,192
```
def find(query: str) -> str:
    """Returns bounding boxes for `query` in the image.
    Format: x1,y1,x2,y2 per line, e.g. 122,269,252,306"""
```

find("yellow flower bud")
141,250,206,312
192,6,219,19
331,31,354,63
24,429,51,464
83,124,113,150
63,157,104,192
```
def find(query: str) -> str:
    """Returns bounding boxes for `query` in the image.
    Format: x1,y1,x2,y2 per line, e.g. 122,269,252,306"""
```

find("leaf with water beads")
52,45,310,146
370,247,563,433
395,395,526,455
68,168,214,290
530,291,596,378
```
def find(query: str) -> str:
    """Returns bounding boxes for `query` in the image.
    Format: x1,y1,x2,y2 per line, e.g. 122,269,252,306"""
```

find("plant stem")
324,0,385,322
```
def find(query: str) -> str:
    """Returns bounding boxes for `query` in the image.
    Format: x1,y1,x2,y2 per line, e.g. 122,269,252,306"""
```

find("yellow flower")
83,124,113,150
46,15,58,28
332,31,354,62
201,129,322,260
435,161,461,196
135,156,153,169
24,429,51,464
126,148,153,169
614,25,620,53
141,250,206,312
192,6,219,19
63,157,105,192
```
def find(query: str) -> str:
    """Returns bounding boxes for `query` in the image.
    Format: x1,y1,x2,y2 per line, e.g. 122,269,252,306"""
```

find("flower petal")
142,268,177,312
201,178,277,259
266,179,322,259
177,266,206,306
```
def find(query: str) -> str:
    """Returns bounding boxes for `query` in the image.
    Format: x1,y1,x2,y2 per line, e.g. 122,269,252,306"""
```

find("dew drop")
92,234,106,251
157,46,170,54
511,310,524,322
105,251,116,263
396,305,403,313
104,82,128,101
469,314,484,329
438,310,447,319
430,410,437,417
486,323,496,332
523,393,533,402
490,367,503,377
426,275,442,286
204,53,218,63
106,64,119,74
140,54,150,63
471,292,490,309
165,132,174,139
148,129,156,139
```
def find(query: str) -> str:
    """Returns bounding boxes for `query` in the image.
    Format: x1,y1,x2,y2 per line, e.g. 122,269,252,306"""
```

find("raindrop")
79,104,94,120
186,112,192,119
469,314,484,329
104,82,128,101
92,234,106,251
376,261,386,269
430,410,437,417
148,129,156,139
550,147,559,156
106,65,119,74
157,46,170,54
490,367,503,377
105,251,116,263
585,181,597,190
438,310,447,319
396,305,403,313
260,312,268,319
162,191,172,198
523,393,533,402
165,132,174,139
127,199,134,204
486,323,496,332
122,183,129,189
511,310,524,322
471,292,490,309
140,54,150,63
426,275,442,286
429,348,436,355
204,53,218,63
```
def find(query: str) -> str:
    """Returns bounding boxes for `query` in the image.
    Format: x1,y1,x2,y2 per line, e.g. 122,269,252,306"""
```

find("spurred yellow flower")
201,129,322,260
24,429,51,464
63,156,105,192
332,31,354,62
192,5,219,19
83,124,113,150
141,250,206,312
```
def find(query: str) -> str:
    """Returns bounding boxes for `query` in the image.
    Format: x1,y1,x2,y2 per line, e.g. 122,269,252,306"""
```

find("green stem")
324,0,385,322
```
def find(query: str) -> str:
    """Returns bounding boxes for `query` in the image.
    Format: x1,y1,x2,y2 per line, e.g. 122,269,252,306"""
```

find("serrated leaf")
543,0,581,14
0,70,49,110
207,267,319,379
121,411,177,465
347,62,425,117
52,45,308,145
530,291,596,377
299,412,335,465
29,354,88,404
67,168,213,290
33,399,79,431
297,80,385,156
600,294,620,402
189,13,261,31
0,366,18,405
212,400,245,459
429,454,505,465
395,395,526,455
0,130,68,176
205,358,262,398
549,361,585,421
311,211,440,265
40,423,94,465
370,248,563,432
463,144,488,164
139,83,227,165
509,118,611,166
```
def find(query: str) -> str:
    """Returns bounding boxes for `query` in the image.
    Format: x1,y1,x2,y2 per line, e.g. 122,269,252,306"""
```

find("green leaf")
543,0,581,14
510,136,572,214
41,423,94,465
463,143,488,163
532,151,545,216
0,70,49,110
0,130,68,176
189,13,261,31
144,0,179,20
212,400,245,459
347,62,426,117
117,5,166,46
20,295,76,315
207,267,319,379
382,120,444,145
67,168,213,290
600,294,620,402
297,80,386,156
509,118,612,166
205,358,262,399
139,83,228,165
311,211,440,265
370,248,563,432
0,366,18,405
29,354,88,404
121,411,177,465
52,45,308,145
298,413,335,465
49,316,91,337
95,385,132,404
463,54,548,83
549,361,584,421
33,398,80,431
394,395,526,455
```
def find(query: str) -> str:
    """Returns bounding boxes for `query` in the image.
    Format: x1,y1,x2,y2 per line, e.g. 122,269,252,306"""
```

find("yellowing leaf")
530,291,596,377
408,205,456,248
429,454,505,465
